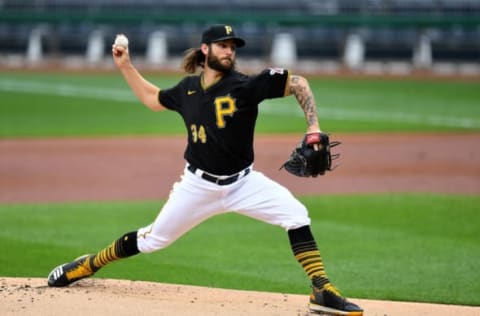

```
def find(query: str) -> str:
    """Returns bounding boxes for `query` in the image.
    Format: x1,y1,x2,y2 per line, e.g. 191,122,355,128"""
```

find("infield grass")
1,194,479,306
1,72,479,137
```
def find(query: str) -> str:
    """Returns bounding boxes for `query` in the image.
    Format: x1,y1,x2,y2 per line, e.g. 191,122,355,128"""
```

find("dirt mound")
1,278,479,316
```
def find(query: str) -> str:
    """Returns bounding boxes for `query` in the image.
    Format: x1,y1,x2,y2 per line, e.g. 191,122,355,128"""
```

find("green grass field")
1,195,479,306
1,72,479,137
1,72,479,306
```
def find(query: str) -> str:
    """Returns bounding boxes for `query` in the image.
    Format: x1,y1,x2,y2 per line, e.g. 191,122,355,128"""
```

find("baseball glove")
280,132,341,177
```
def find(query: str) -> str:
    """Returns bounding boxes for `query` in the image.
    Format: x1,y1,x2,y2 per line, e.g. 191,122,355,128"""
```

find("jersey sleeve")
248,68,289,103
158,78,188,111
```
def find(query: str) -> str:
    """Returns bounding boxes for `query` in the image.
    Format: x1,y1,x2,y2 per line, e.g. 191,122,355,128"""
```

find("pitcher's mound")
1,277,478,316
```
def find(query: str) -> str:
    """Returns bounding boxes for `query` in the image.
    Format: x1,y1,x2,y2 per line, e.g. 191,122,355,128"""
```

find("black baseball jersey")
159,68,289,175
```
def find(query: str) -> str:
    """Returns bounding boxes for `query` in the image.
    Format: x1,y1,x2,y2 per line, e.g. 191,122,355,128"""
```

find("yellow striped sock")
92,241,121,268
91,232,139,270
292,240,330,287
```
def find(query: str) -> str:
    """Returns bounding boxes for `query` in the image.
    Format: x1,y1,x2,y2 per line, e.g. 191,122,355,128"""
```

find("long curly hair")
182,48,205,74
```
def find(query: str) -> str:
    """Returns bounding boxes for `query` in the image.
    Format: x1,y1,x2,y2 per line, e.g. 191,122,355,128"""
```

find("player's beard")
207,51,235,74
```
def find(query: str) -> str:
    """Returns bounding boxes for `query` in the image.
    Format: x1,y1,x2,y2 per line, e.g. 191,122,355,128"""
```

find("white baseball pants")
137,164,311,253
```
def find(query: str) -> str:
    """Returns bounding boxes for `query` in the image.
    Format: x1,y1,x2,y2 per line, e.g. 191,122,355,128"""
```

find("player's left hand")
280,132,341,177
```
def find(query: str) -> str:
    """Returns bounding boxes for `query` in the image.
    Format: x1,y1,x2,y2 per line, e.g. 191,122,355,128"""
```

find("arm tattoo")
289,75,318,128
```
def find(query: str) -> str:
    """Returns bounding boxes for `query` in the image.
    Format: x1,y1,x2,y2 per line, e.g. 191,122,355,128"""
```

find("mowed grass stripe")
1,77,479,129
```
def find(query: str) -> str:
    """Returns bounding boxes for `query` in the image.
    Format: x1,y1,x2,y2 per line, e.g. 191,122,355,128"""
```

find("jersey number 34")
190,124,207,143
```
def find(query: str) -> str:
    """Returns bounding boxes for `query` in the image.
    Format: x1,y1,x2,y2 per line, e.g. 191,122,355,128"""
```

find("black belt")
187,165,251,185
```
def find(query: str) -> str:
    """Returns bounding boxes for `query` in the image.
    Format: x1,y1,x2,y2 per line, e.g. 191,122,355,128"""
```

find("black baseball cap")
201,24,246,47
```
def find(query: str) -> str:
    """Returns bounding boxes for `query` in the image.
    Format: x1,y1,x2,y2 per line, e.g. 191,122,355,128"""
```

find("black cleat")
309,283,363,316
47,254,96,287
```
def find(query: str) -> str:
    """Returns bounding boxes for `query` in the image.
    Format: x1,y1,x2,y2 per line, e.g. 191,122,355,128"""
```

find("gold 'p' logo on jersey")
214,96,236,128
225,26,233,35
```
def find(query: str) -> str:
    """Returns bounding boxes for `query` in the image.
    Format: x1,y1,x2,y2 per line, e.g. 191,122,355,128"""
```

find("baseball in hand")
114,34,129,48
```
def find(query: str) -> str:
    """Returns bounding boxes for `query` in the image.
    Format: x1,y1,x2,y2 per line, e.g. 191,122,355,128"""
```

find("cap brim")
212,36,245,47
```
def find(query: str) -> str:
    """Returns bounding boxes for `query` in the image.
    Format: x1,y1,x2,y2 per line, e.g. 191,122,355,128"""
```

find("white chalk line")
260,103,480,129
0,78,136,102
1,78,479,129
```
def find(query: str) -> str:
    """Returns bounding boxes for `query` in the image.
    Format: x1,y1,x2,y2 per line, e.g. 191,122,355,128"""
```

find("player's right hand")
112,45,130,68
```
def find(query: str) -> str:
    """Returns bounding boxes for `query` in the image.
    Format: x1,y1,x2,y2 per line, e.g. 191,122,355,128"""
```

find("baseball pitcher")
47,24,362,316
